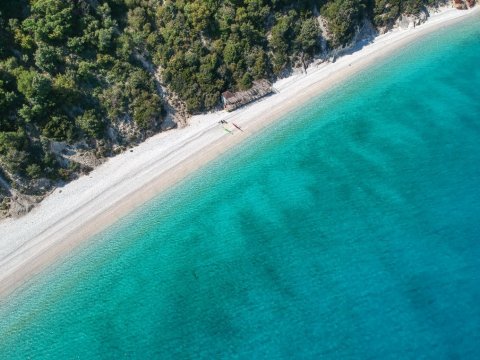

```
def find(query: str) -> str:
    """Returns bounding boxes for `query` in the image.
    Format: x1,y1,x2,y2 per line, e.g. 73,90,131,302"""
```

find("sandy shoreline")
0,6,478,298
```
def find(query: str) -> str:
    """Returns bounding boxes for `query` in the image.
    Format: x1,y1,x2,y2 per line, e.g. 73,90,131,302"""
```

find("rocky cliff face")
396,10,429,30
0,106,185,220
453,0,477,8
0,171,44,218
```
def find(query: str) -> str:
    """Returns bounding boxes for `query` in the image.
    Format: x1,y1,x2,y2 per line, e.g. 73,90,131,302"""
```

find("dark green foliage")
297,18,322,57
42,115,74,141
132,91,162,129
26,163,42,179
323,0,366,47
23,0,73,43
270,12,297,74
0,0,166,188
0,130,29,176
76,110,105,139
153,1,323,112
34,43,63,73
16,70,52,104
0,0,444,200
0,70,19,131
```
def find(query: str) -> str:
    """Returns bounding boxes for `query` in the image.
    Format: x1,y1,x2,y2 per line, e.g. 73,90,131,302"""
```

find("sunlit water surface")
1,17,479,359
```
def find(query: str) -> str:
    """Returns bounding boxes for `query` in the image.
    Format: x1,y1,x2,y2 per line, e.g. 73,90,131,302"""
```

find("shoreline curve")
0,6,478,299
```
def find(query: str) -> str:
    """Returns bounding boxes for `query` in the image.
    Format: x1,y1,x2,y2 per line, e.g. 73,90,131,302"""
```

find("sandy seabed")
0,6,478,297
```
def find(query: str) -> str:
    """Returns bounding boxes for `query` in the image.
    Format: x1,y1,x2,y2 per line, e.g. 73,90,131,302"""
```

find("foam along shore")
0,6,478,298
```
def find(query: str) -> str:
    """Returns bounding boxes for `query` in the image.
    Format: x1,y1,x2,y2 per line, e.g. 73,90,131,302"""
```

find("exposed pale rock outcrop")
328,19,378,61
453,0,477,9
397,10,429,29
0,172,44,219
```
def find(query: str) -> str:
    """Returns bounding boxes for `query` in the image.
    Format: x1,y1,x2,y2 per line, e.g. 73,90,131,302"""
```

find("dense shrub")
0,0,442,189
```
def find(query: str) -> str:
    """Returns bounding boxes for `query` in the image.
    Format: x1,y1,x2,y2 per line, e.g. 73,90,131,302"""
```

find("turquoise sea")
1,17,480,359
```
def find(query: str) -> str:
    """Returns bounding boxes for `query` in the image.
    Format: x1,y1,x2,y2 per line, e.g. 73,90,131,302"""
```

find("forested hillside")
0,0,452,216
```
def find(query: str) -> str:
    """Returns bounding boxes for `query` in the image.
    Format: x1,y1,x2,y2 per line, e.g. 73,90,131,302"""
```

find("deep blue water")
1,17,480,359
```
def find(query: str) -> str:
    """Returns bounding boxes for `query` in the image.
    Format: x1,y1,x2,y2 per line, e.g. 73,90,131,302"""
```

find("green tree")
270,13,295,74
42,115,74,142
132,91,161,129
323,0,366,48
76,110,105,139
34,43,63,73
26,163,42,179
16,70,52,104
23,0,73,43
0,130,29,175
296,18,321,57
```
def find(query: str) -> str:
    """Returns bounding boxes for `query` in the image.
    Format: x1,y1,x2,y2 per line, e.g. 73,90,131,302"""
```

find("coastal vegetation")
0,0,463,216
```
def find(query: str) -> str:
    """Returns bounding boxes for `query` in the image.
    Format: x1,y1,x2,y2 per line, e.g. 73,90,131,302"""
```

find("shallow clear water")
1,17,480,359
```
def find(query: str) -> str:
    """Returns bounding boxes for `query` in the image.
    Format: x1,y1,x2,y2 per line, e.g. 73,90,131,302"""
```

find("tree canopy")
0,0,444,214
